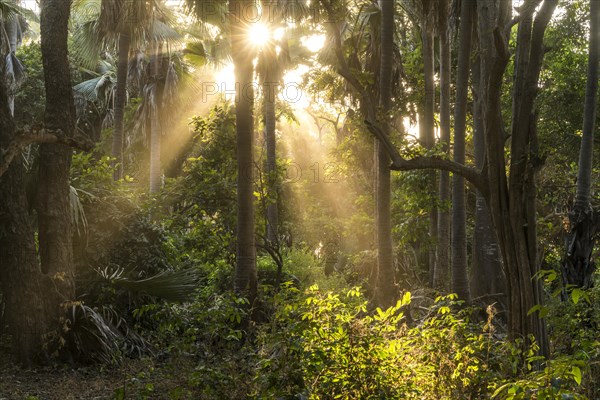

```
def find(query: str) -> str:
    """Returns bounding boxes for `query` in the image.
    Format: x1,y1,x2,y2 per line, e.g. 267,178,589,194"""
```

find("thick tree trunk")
451,0,474,302
231,0,257,303
111,32,130,180
435,0,451,290
562,0,600,291
374,0,396,307
471,53,506,308
421,5,437,284
0,79,52,366
38,0,76,299
149,42,162,194
479,0,557,357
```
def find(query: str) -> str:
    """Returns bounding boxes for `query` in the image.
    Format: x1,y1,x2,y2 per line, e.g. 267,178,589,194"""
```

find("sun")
247,23,271,47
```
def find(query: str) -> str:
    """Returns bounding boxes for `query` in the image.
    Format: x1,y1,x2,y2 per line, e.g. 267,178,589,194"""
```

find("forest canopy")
0,0,599,398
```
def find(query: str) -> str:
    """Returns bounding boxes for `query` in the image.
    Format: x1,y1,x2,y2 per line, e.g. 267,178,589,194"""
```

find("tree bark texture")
231,0,257,303
375,0,396,307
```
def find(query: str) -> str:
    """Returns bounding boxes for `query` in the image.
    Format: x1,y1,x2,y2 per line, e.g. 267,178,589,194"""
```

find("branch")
494,27,510,63
321,0,376,114
364,119,485,193
0,127,93,178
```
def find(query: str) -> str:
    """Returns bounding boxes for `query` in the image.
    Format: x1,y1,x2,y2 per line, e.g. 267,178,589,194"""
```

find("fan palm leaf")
99,267,200,302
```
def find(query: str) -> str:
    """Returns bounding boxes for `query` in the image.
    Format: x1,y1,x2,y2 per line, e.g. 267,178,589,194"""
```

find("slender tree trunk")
263,49,279,244
149,42,162,194
421,3,437,284
435,0,451,290
375,0,396,307
562,0,600,290
451,0,474,302
231,0,257,303
38,0,76,299
111,32,130,180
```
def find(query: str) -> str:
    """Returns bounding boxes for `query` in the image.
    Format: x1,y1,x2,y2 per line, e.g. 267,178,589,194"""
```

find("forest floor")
0,338,199,400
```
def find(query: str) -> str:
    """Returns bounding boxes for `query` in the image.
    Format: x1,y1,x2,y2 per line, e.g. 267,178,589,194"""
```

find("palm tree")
318,0,402,305
256,4,283,244
562,0,600,290
149,42,163,193
38,0,78,298
185,0,258,301
0,0,28,116
451,0,474,302
73,0,162,179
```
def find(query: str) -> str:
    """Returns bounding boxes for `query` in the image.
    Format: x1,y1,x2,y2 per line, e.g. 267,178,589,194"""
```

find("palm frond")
65,302,121,364
151,18,181,43
99,267,200,302
70,185,89,235
64,302,149,363
183,0,229,30
3,51,25,89
0,0,37,23
71,19,105,70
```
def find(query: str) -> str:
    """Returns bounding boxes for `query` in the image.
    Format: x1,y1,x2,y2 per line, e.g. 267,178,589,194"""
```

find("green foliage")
255,287,530,399
156,103,238,271
14,41,45,126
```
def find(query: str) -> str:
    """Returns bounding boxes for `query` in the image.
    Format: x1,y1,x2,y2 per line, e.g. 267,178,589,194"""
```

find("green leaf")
527,304,541,316
571,288,583,305
571,366,582,385
400,291,411,307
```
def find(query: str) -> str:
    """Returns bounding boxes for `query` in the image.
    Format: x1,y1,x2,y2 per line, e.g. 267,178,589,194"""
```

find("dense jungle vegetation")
1,0,600,398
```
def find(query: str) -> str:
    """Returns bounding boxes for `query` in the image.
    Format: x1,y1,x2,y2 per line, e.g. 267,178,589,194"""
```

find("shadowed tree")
0,0,79,365
450,0,473,302
375,0,396,306
365,0,558,354
420,0,438,282
434,0,450,290
0,71,51,366
471,36,506,309
561,0,600,292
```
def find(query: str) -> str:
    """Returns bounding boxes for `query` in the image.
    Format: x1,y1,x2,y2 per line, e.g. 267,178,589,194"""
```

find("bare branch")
0,127,93,178
364,119,485,193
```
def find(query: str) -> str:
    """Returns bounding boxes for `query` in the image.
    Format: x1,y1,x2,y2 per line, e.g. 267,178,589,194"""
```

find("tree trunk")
111,32,130,180
421,3,437,284
471,48,506,308
375,0,396,307
0,78,52,366
263,47,279,244
435,0,451,290
479,0,557,358
149,42,162,194
231,0,257,303
562,0,600,291
38,0,76,299
451,0,474,302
